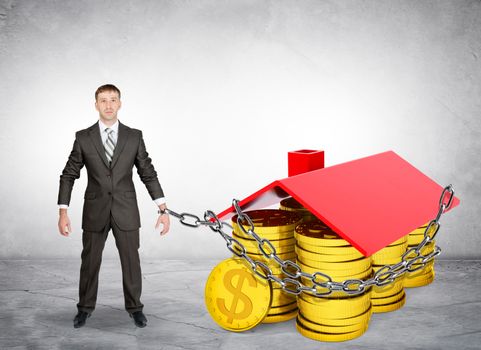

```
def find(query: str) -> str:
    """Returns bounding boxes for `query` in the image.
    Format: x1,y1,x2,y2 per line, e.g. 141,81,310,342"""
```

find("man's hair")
95,84,121,100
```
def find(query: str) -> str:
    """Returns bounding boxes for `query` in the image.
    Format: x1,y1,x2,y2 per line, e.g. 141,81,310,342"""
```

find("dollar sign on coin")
217,269,255,324
205,258,272,332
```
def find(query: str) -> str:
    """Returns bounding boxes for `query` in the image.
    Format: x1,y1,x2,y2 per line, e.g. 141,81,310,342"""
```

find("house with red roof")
217,150,460,256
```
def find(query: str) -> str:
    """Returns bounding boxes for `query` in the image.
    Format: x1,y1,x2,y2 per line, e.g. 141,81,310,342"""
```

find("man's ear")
118,100,122,109
95,101,99,112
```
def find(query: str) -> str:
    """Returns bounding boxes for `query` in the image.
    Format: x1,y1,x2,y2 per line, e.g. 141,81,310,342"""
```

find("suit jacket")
57,121,164,232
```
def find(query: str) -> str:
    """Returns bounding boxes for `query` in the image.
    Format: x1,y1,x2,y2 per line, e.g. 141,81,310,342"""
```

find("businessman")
57,84,170,328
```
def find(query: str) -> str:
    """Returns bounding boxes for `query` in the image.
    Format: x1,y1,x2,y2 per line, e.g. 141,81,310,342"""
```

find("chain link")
167,185,454,298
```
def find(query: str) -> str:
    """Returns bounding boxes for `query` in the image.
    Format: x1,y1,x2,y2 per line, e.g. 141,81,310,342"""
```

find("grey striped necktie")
104,128,116,165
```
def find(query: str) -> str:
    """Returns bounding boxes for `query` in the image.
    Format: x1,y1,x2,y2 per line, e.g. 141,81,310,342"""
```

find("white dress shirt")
59,119,166,209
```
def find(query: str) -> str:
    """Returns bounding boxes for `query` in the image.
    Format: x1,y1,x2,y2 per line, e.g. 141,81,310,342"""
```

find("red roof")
217,151,460,256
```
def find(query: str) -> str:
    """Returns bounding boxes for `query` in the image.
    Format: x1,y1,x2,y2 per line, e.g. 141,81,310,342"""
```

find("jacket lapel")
110,121,129,169
88,122,110,168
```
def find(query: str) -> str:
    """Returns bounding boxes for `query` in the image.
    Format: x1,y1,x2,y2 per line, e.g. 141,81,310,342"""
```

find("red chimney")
288,149,325,177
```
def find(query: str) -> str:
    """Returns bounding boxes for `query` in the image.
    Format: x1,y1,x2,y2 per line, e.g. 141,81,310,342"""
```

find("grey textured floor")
1,259,480,350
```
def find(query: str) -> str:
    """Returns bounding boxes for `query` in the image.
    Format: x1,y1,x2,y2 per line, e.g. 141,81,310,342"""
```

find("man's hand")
58,209,72,237
155,213,170,236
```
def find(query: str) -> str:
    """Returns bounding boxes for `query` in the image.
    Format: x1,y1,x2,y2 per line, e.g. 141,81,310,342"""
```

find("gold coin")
371,255,405,265
280,196,308,210
298,260,372,281
405,264,434,279
404,270,435,288
233,226,295,240
268,301,298,314
271,288,297,305
297,256,372,272
295,221,351,247
297,312,367,334
405,259,435,271
204,257,272,332
296,318,368,342
407,223,429,235
371,243,408,261
372,293,406,313
271,298,297,308
371,279,404,298
232,232,296,246
304,303,372,323
300,305,373,326
245,252,296,267
300,292,371,312
406,241,436,255
262,308,298,323
411,223,435,233
371,289,405,305
407,233,436,245
388,235,409,246
295,245,361,262
298,296,371,319
232,209,302,234
238,243,295,256
298,241,363,257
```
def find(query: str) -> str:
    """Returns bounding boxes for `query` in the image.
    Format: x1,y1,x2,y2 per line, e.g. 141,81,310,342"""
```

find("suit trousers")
77,214,143,314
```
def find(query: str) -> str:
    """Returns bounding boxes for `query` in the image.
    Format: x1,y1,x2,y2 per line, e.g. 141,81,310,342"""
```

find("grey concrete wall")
0,0,479,259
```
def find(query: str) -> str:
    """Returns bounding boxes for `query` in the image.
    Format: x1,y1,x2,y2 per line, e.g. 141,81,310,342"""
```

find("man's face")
95,90,121,121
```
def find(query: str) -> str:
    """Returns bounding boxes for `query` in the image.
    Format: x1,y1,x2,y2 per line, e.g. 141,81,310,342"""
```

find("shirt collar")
98,119,119,134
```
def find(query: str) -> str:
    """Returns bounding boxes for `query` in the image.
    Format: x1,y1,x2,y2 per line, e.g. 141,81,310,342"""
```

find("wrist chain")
166,185,454,297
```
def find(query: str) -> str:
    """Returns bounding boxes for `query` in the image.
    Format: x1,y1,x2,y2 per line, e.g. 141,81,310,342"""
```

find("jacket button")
108,192,112,195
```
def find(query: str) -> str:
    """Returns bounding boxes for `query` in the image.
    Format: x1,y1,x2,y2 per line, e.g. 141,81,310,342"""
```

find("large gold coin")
297,256,372,272
297,312,367,334
296,318,368,342
295,245,361,262
204,258,272,332
232,209,302,234
372,293,406,313
295,221,351,247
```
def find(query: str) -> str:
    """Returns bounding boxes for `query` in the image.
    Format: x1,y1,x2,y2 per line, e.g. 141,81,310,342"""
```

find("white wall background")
0,0,479,259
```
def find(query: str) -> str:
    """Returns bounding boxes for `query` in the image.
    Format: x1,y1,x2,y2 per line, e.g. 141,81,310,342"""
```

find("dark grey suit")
58,120,164,313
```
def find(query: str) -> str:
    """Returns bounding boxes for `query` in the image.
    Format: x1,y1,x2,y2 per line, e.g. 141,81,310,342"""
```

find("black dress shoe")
130,311,147,328
73,311,91,328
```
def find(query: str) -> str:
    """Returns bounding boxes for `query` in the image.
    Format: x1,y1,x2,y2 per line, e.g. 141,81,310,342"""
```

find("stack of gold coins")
404,223,436,287
232,209,302,323
370,235,408,313
279,196,317,222
294,220,373,342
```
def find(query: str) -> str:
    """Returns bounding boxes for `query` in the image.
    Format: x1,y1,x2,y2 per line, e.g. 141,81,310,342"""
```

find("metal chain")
166,185,455,297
